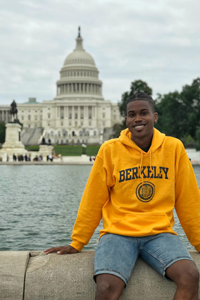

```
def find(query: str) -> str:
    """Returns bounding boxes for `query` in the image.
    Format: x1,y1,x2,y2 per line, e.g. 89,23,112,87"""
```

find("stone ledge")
0,251,30,300
0,250,199,300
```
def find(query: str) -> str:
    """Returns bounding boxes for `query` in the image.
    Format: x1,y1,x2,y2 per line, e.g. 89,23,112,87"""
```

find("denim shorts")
94,233,193,285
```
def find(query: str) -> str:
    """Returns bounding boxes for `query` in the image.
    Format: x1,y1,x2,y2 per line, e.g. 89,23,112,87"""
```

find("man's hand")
44,245,79,255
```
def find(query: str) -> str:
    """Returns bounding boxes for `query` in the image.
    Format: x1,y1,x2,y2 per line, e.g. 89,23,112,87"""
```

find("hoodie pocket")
109,212,173,235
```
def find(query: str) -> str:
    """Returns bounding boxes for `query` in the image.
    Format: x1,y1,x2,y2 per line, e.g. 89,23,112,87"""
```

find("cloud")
0,0,200,105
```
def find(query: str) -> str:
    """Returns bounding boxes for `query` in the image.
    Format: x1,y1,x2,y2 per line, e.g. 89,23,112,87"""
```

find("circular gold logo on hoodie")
136,181,155,202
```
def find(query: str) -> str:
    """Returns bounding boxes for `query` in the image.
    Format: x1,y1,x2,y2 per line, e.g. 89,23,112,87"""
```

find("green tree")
0,122,6,144
109,123,124,139
180,78,200,139
195,126,200,150
155,78,200,143
154,91,185,139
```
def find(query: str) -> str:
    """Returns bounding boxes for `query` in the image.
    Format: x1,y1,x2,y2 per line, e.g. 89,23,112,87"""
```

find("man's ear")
125,116,128,127
154,112,158,123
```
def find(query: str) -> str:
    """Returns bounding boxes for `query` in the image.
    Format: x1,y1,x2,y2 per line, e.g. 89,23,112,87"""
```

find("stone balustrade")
1,250,200,300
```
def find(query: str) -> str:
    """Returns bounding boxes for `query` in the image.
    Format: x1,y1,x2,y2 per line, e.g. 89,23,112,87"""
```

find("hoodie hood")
119,127,165,154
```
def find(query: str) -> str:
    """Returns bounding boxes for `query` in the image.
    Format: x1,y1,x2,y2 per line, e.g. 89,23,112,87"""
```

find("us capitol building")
0,28,122,145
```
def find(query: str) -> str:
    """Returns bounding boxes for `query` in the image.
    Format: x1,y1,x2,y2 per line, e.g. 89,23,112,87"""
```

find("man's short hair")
126,93,155,114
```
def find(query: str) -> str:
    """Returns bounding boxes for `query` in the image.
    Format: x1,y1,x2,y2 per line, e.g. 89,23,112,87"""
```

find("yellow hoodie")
70,128,200,252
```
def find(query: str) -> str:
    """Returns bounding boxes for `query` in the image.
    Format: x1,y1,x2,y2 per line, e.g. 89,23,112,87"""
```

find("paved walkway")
0,156,95,165
0,159,199,165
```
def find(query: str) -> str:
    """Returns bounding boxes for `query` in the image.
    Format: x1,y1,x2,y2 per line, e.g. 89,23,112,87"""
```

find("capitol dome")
55,27,103,101
63,28,95,67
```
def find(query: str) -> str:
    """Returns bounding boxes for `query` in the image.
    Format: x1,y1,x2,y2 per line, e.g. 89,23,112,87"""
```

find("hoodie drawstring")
149,150,152,169
139,150,152,187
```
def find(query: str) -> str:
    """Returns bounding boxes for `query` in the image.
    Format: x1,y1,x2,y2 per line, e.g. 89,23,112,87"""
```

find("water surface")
0,165,199,251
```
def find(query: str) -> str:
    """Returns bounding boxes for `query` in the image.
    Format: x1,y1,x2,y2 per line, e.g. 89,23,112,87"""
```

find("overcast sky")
0,0,200,106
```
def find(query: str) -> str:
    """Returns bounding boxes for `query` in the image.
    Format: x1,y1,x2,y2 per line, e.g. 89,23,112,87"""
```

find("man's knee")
95,274,125,300
97,280,113,295
167,260,199,289
180,263,199,287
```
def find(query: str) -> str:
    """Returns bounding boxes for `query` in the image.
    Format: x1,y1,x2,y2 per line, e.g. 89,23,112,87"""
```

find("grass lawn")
25,145,39,151
25,145,100,156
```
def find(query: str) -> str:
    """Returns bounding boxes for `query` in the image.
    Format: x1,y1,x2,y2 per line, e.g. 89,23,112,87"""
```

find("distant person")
45,93,200,300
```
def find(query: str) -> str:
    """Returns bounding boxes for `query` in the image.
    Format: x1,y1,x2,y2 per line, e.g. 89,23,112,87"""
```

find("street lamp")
82,143,86,155
100,129,103,144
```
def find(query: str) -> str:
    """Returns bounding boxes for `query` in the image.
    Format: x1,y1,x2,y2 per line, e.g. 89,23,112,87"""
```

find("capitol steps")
21,128,43,146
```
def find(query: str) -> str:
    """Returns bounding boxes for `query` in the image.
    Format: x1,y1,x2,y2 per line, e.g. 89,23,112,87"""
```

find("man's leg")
95,274,125,300
140,233,199,300
94,234,139,300
166,259,199,300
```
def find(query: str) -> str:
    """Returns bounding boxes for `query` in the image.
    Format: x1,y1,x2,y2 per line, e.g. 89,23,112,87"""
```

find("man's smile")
133,124,146,131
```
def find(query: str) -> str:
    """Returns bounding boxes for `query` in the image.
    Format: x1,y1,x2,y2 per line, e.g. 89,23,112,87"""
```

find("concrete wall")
186,148,200,163
0,250,200,300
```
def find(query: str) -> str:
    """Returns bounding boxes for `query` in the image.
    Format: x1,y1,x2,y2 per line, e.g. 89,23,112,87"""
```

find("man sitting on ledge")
45,93,200,300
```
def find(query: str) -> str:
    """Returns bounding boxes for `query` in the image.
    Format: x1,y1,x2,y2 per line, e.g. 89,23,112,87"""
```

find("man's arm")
44,152,112,254
175,151,200,252
44,245,79,255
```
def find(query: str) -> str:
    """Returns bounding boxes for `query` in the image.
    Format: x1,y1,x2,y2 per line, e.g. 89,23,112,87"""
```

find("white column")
57,107,60,118
93,106,95,118
64,106,67,119
84,106,88,119
78,106,80,123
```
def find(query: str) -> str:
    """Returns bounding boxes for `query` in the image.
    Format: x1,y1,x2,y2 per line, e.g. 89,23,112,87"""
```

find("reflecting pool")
0,165,200,251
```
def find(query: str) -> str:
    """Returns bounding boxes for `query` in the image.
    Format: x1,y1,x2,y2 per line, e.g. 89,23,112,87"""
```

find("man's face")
125,100,158,144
